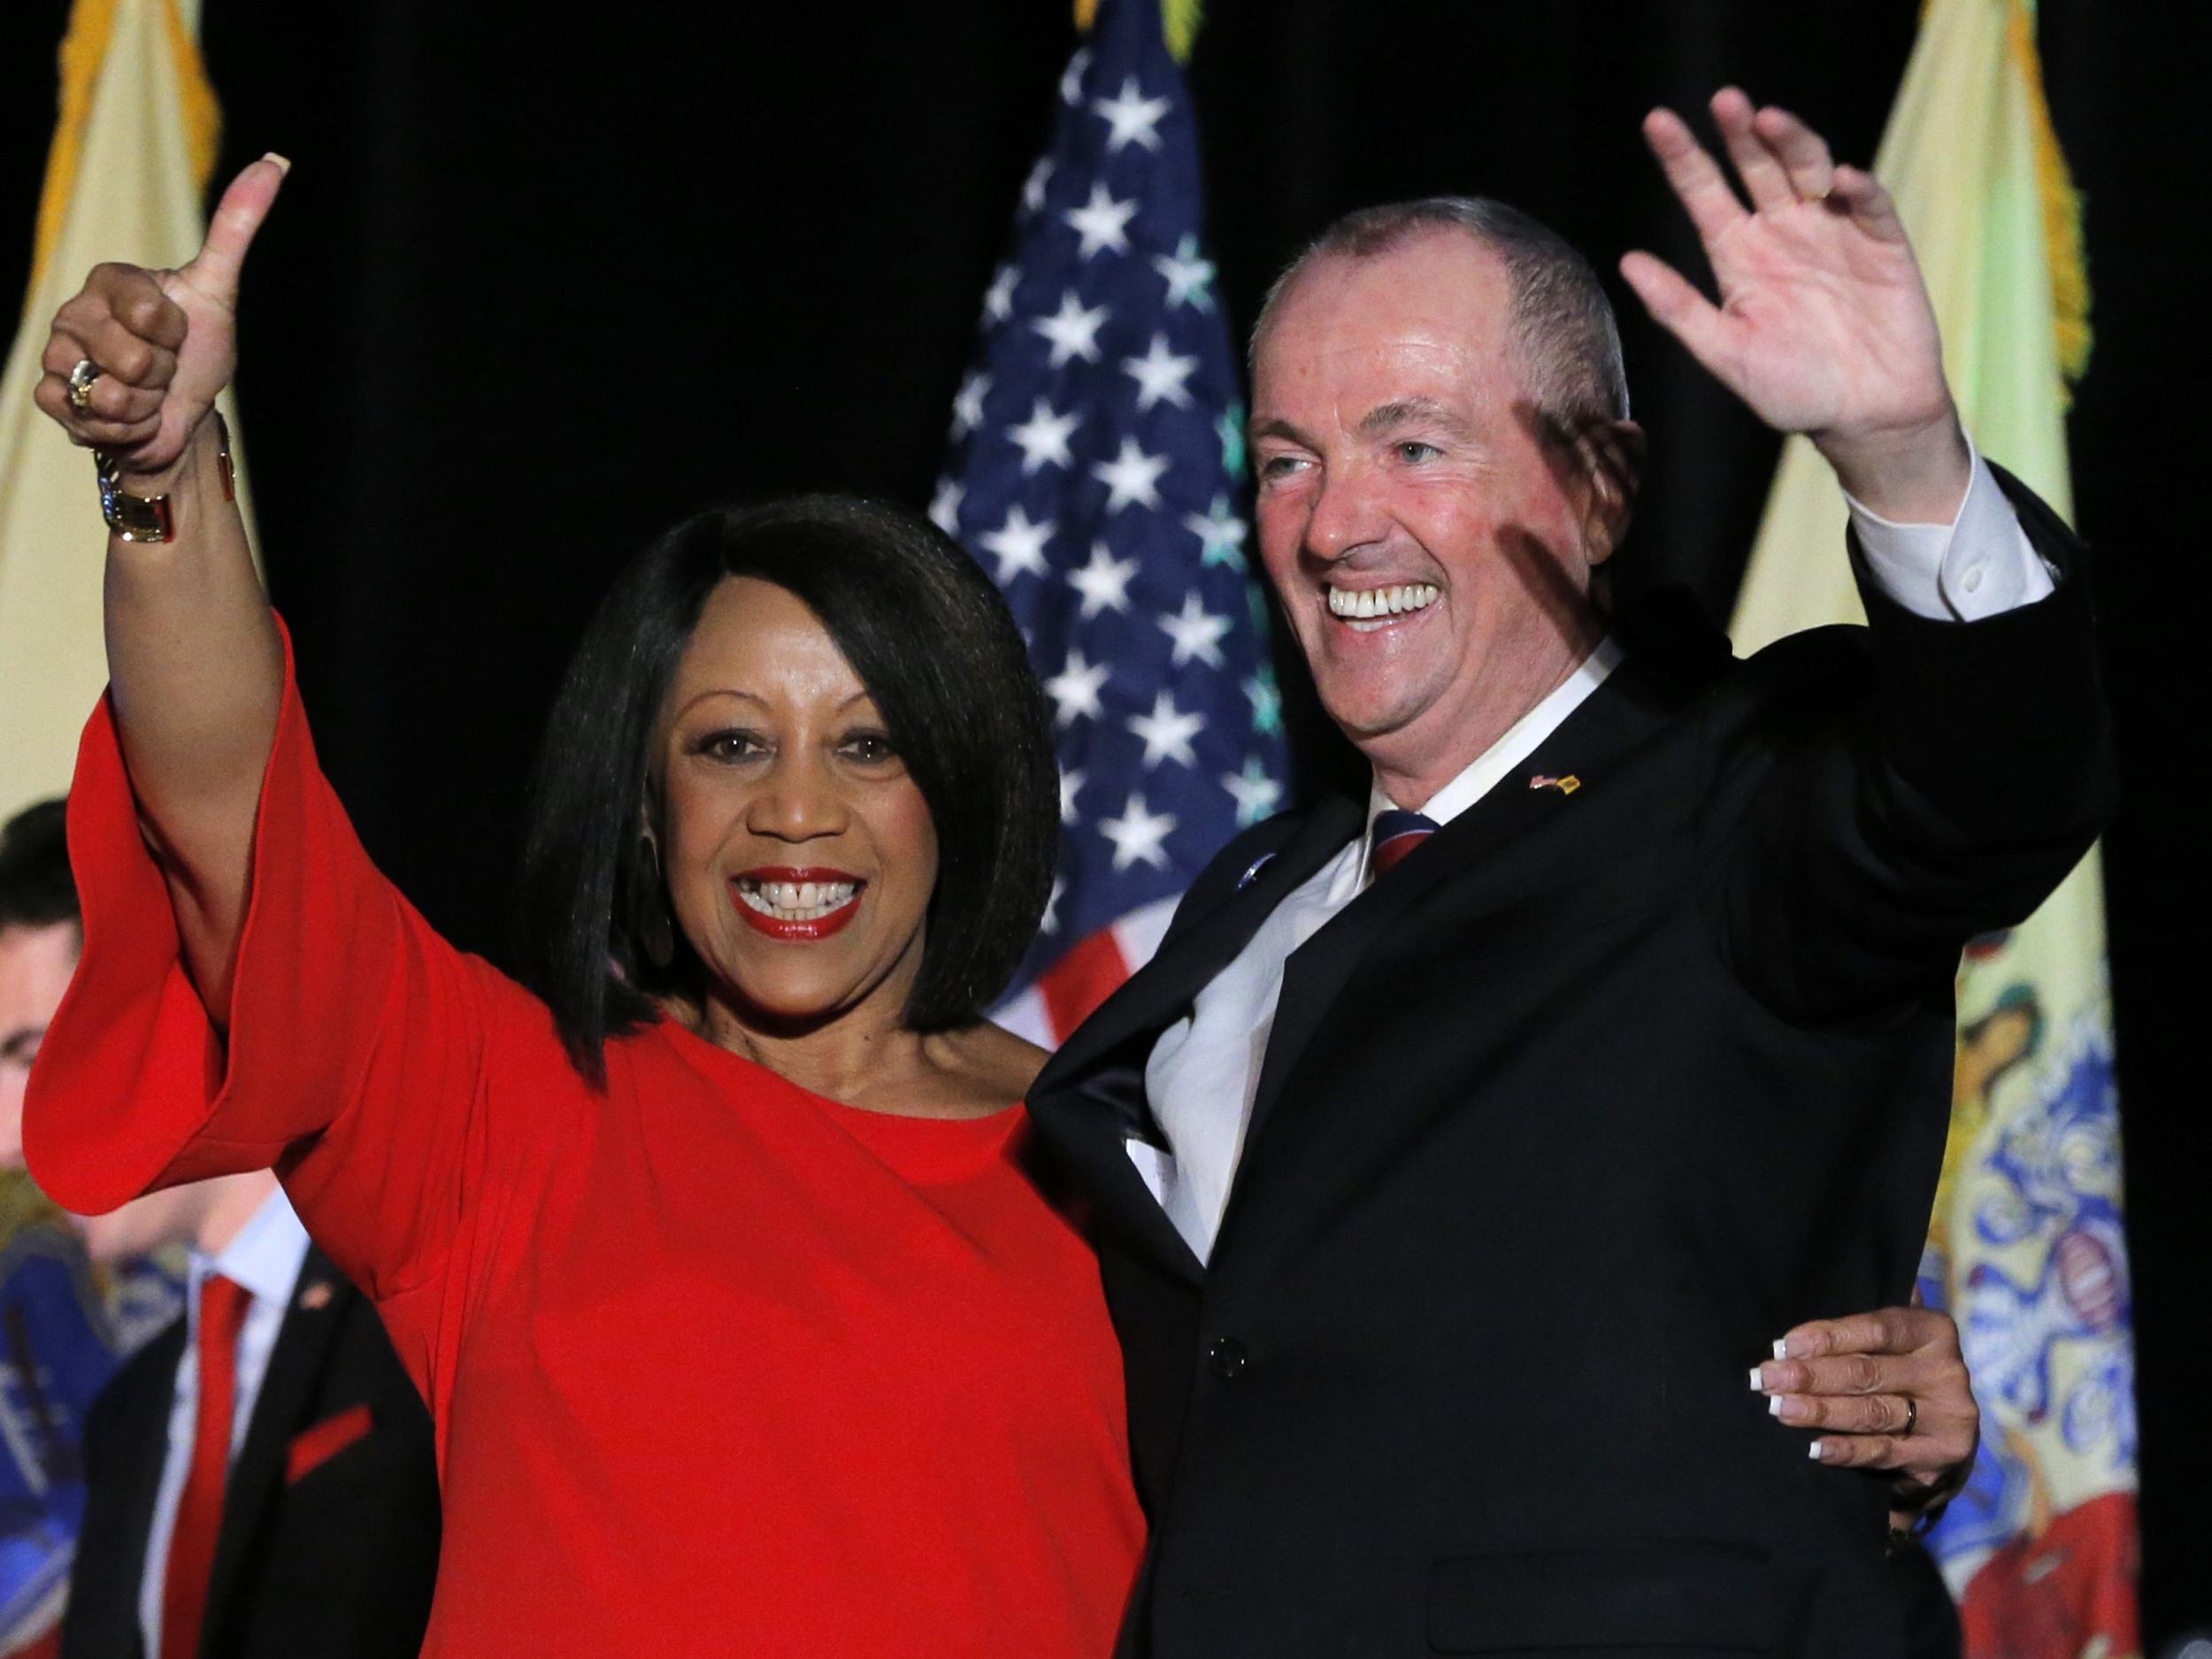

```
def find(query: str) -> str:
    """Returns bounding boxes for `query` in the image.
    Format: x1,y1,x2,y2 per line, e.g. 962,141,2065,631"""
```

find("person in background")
3,800,166,1658
2,801,437,1659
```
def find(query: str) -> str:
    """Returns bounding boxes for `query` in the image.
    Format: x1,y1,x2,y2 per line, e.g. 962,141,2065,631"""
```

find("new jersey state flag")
932,0,1288,1045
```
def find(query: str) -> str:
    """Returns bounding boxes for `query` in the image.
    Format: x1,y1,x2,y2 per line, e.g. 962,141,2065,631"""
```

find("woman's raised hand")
34,155,288,477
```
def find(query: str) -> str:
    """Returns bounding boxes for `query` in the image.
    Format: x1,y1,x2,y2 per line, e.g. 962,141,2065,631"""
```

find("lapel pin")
298,1279,335,1312
1529,774,1581,795
1236,852,1277,890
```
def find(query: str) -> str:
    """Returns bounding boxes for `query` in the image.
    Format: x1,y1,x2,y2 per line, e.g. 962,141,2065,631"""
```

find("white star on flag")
1091,75,1171,152
1158,590,1232,668
1221,757,1283,827
1041,875,1066,933
1182,494,1247,569
929,478,964,535
1043,646,1110,726
1064,182,1140,260
1059,47,1091,104
1092,435,1169,513
951,372,991,438
1007,398,1079,474
1101,792,1176,872
984,264,1018,322
1032,290,1110,366
1066,541,1138,618
1127,689,1205,768
979,504,1054,582
1152,234,1216,311
1057,768,1085,827
1121,334,1198,411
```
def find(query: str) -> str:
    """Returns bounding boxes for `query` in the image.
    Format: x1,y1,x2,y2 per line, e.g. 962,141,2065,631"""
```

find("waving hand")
1620,89,1970,523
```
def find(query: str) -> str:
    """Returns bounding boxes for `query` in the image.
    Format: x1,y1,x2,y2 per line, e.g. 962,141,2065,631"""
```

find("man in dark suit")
0,801,438,1659
61,1188,438,1659
1026,91,2110,1656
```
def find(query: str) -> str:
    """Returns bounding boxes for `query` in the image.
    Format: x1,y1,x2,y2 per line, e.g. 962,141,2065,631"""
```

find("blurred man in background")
2,801,439,1659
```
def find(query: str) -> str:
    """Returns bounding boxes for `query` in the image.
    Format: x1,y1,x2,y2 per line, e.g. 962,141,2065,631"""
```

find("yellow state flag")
1730,3,2137,1653
0,0,255,825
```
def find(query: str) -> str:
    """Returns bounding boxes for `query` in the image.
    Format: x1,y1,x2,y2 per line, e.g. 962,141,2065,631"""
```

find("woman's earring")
634,833,676,970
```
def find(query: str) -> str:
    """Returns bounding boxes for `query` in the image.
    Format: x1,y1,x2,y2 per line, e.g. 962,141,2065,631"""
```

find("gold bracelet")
95,412,234,544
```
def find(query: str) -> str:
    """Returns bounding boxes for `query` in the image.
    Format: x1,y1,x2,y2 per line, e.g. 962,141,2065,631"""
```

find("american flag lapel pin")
1529,773,1581,796
298,1279,336,1312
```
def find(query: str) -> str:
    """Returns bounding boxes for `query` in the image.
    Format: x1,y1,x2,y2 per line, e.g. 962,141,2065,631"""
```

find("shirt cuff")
1845,441,2057,622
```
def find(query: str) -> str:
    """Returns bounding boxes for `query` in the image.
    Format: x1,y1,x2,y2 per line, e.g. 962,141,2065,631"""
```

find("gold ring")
1902,1396,1918,1437
66,357,102,413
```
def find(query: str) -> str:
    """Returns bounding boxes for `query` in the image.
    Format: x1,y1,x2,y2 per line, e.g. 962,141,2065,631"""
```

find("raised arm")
33,157,290,1022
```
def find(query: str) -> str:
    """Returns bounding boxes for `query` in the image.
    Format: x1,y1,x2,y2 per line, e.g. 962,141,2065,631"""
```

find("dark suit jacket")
60,1248,438,1659
1028,474,2112,1658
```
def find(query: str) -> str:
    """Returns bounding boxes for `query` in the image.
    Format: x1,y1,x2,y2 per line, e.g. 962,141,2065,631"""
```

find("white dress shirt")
139,1187,312,1659
1133,449,2052,1262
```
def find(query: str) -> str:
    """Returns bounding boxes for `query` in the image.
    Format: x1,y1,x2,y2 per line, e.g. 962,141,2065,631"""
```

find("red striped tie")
1370,809,1437,879
162,1273,252,1659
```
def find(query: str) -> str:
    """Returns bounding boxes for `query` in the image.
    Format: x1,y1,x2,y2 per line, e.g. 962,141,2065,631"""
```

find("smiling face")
652,577,940,1037
1250,230,1629,804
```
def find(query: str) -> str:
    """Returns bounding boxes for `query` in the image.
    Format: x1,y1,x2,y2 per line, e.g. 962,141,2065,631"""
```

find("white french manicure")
1769,1394,1784,1417
1772,1338,1790,1359
1748,1366,1766,1391
1808,1440,1824,1460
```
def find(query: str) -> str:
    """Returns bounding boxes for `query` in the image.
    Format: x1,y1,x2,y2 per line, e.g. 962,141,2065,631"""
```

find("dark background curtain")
4,0,2202,1640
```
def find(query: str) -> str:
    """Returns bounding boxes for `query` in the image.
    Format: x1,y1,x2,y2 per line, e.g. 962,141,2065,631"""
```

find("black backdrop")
4,0,2203,1641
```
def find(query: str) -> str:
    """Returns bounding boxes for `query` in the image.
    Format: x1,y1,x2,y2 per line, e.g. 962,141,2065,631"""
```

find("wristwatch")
95,411,234,543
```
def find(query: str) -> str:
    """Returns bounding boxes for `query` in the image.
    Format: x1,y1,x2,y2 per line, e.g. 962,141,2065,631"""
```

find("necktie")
1369,809,1438,879
162,1273,252,1659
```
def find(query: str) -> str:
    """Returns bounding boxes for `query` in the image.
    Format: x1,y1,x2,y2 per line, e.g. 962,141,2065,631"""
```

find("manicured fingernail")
1774,1395,1811,1425
1772,1337,1792,1359
1768,1393,1784,1416
1748,1366,1767,1391
263,152,292,174
1808,1439,1826,1461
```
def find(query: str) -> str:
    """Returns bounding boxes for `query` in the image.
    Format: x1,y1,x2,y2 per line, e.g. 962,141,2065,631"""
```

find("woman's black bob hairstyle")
511,493,1058,1085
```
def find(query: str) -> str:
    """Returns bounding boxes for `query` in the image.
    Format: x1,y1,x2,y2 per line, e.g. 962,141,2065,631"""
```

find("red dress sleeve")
24,621,556,1340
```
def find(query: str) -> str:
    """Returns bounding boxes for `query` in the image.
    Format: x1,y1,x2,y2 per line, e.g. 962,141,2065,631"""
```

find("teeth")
1327,583,1439,624
737,879,858,922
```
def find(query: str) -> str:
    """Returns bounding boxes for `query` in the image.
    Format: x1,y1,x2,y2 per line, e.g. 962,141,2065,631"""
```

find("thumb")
180,154,291,304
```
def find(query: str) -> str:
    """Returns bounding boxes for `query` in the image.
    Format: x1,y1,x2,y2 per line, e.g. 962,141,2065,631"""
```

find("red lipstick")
730,866,865,941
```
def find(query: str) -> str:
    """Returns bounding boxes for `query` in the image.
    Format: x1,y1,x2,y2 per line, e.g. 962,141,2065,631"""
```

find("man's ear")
1578,419,1645,566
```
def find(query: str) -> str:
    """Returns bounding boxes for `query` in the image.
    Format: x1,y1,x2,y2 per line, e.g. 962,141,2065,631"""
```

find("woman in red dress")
24,161,1985,1655
25,160,1140,1656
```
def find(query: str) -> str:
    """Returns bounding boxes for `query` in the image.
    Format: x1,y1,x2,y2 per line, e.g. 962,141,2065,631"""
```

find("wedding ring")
1901,1396,1918,1437
66,357,102,413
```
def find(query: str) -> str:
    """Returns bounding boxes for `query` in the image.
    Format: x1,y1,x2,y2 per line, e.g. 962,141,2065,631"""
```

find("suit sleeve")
23,619,549,1310
1714,468,2116,1019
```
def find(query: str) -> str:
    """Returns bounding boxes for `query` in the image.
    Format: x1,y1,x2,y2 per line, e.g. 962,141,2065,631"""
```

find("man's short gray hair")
1252,196,1631,430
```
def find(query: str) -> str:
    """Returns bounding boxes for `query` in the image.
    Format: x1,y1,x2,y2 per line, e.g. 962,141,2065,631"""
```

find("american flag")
933,0,1288,1047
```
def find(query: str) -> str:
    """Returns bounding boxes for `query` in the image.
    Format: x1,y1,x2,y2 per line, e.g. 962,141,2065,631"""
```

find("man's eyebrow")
1357,398,1478,441
1248,414,1313,448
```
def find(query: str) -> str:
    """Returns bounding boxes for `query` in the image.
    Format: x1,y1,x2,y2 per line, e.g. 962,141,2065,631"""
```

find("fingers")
1617,250,1735,376
37,270,183,447
1711,88,1795,211
1640,105,1746,243
1767,1388,1916,1435
179,153,290,307
1828,164,1909,246
1749,101,1836,203
1777,1303,1939,1360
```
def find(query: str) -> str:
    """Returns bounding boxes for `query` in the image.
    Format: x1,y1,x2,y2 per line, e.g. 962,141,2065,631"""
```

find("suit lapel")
1240,655,1673,1164
1029,795,1366,1287
202,1250,351,1644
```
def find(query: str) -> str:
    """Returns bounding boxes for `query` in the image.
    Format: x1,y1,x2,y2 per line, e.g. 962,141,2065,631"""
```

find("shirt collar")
193,1186,311,1309
1357,634,1624,886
